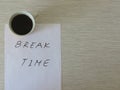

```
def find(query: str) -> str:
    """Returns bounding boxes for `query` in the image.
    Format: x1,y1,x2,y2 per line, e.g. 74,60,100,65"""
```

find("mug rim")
9,11,35,36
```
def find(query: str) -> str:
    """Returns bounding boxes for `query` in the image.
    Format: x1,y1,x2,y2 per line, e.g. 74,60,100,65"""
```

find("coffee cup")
9,11,35,36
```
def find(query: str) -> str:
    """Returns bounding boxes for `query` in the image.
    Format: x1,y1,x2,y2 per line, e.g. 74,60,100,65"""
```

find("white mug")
9,11,35,36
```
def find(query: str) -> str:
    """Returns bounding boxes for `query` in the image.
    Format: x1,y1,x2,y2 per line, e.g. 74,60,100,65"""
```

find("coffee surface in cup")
11,14,33,35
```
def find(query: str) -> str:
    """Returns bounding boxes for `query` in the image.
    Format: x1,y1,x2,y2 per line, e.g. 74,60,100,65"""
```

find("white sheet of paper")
5,24,61,90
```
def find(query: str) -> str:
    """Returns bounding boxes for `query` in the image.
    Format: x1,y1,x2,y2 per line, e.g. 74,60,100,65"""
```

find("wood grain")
1,0,120,90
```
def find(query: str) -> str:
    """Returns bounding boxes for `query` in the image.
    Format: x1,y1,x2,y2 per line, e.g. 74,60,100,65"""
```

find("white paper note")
5,24,61,90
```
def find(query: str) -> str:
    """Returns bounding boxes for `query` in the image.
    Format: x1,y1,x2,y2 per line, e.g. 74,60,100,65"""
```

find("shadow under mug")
9,11,35,36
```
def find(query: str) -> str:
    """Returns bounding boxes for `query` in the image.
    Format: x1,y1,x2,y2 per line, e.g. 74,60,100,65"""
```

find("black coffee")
11,14,33,35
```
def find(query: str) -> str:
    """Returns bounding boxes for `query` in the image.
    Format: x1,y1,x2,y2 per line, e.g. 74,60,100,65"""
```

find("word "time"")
21,58,50,67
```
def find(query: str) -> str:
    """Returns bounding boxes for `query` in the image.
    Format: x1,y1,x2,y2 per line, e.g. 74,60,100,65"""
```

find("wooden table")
0,0,120,90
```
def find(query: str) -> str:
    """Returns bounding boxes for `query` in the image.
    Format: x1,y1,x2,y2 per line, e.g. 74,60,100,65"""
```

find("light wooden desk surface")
1,0,120,90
